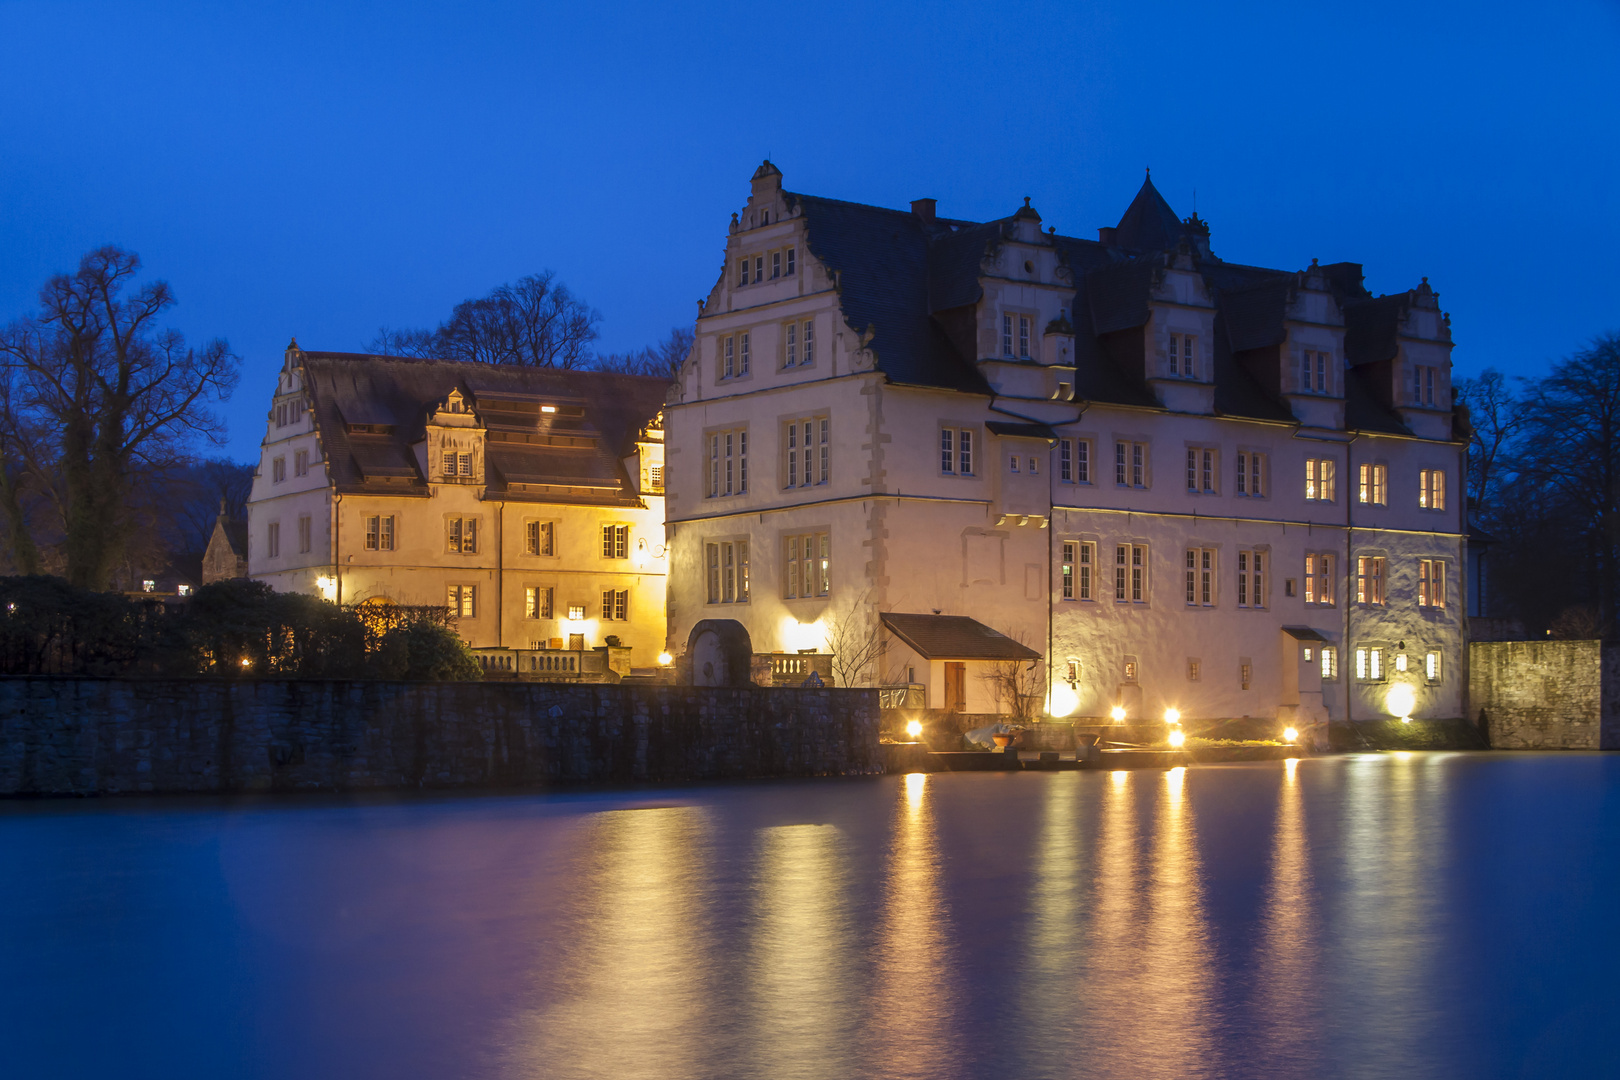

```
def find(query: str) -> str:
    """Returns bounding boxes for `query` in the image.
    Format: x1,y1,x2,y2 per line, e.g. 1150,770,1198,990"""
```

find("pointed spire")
1113,172,1183,254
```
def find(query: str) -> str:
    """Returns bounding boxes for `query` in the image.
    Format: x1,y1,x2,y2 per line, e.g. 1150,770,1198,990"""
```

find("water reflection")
862,772,958,1079
1252,756,1323,1075
747,823,853,1080
507,805,714,1080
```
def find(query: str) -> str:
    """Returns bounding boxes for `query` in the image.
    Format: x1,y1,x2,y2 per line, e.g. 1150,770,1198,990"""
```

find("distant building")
247,345,669,672
665,162,1466,726
202,501,248,583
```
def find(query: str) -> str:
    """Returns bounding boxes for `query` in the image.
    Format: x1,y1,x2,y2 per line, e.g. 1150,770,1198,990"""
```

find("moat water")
2,753,1617,1079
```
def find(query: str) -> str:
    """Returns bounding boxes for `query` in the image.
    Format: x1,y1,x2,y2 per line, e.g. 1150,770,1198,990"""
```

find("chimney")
911,198,936,224
1097,226,1117,246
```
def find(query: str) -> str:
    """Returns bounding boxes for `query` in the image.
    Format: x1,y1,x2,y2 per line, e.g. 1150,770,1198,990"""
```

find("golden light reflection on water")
863,772,958,1078
748,823,853,1079
1252,757,1322,1075
507,806,713,1080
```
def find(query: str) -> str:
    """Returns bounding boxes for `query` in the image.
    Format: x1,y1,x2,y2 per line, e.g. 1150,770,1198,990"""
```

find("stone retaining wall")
1469,640,1620,750
0,677,881,796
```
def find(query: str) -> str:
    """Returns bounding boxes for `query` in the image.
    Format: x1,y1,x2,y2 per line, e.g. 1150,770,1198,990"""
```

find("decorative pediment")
430,387,480,427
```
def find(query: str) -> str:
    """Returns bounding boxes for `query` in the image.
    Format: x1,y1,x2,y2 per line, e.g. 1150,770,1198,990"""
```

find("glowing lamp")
1385,683,1417,721
657,651,673,667
905,720,922,739
1110,705,1127,723
1047,682,1080,718
1167,729,1186,748
316,575,337,602
1164,708,1181,725
239,657,252,668
541,405,557,413
1283,726,1299,743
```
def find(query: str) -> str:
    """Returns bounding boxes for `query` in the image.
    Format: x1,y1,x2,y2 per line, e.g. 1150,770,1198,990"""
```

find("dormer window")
1002,314,1032,358
1302,350,1332,394
1413,365,1438,406
1168,334,1197,378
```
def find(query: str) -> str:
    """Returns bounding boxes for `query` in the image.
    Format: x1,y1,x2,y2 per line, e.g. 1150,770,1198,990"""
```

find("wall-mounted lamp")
316,575,337,602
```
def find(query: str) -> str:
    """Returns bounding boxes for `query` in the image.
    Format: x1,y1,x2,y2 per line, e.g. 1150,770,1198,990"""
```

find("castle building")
247,345,669,673
664,162,1466,727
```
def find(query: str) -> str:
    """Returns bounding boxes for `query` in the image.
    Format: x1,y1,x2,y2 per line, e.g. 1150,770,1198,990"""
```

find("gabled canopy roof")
880,613,1041,661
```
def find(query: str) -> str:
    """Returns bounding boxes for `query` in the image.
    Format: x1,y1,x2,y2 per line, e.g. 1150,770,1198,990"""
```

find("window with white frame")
1185,548,1216,606
1358,463,1388,506
601,524,629,560
526,520,554,556
705,539,750,604
783,321,798,368
365,515,395,551
1301,349,1332,394
737,257,750,287
1185,447,1217,494
784,532,829,599
294,449,309,477
1009,454,1019,474
784,415,830,488
447,584,476,619
1237,549,1266,608
1321,645,1339,680
1412,364,1439,406
1355,645,1385,682
297,515,312,555
1357,556,1386,605
601,589,629,621
1419,469,1446,511
1115,441,1148,488
266,521,280,558
1305,458,1337,502
940,427,974,475
1003,313,1033,358
1305,552,1335,605
525,585,553,619
1062,541,1095,601
440,450,475,480
1236,451,1266,497
1058,438,1091,484
1425,650,1443,683
272,456,286,483
1167,333,1197,378
720,332,750,379
447,516,478,554
1419,559,1446,608
707,428,748,497
1115,543,1147,603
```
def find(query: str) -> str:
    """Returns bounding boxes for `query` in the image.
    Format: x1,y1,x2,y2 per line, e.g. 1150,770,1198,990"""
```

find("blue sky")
2,0,1616,462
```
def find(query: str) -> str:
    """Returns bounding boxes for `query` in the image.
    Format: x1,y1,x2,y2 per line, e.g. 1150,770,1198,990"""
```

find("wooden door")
944,662,966,713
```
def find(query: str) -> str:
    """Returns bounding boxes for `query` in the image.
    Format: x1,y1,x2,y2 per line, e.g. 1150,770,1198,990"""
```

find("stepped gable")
298,352,667,506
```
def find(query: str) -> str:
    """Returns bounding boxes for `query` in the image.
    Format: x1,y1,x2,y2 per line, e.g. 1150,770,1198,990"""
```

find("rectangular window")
1305,552,1335,605
266,521,280,558
723,336,735,379
1077,542,1093,600
803,320,814,364
941,427,973,475
706,428,747,497
1115,544,1148,603
1060,440,1071,483
785,416,829,487
1358,463,1388,506
941,428,954,474
526,520,554,557
294,449,309,477
1010,455,1019,474
786,248,795,276
754,256,763,283
1357,556,1386,605
1019,315,1031,358
1003,314,1014,357
1237,452,1266,497
1116,441,1147,488
602,524,629,559
1305,458,1336,502
1062,542,1075,600
364,515,395,551
1426,650,1442,683
447,517,478,554
297,515,312,555
525,586,553,619
1413,365,1438,406
784,322,797,367
738,258,749,287
1302,350,1331,394
1133,444,1145,488
1355,646,1385,682
601,589,629,621
739,331,750,375
447,585,476,619
458,452,472,478
1185,548,1215,607
272,456,286,483
1168,333,1197,377
1185,448,1216,494
1321,645,1338,680
1419,469,1446,511
1419,559,1446,608
783,532,830,599
1237,550,1266,608
771,251,781,279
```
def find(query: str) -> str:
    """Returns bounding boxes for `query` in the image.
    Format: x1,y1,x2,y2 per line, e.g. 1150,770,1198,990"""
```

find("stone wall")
1469,640,1619,750
0,678,881,796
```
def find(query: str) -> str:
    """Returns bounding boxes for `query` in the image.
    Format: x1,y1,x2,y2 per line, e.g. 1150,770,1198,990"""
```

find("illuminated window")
526,520,553,556
783,532,830,599
1321,646,1338,680
1355,646,1385,681
1419,559,1446,608
525,586,552,619
1305,458,1336,502
601,524,629,560
447,516,478,554
1426,650,1443,683
1419,469,1446,511
1358,463,1388,506
447,584,476,619
365,515,395,551
1357,556,1386,605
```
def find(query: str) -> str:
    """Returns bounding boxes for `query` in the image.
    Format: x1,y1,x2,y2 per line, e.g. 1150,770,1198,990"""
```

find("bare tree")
979,652,1044,721
1455,367,1524,519
596,327,694,380
824,588,888,688
0,247,239,589
365,271,601,368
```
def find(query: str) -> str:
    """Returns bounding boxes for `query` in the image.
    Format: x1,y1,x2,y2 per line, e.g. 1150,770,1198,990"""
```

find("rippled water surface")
3,753,1618,1079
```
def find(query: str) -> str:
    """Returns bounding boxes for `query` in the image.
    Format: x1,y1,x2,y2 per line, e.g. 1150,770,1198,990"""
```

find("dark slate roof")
880,613,1042,661
786,193,991,395
1113,174,1184,254
1343,365,1410,435
986,421,1056,439
299,352,666,505
1343,294,1404,366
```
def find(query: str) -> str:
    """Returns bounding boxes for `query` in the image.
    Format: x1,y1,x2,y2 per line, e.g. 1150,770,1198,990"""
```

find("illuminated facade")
247,344,669,668
666,162,1467,723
